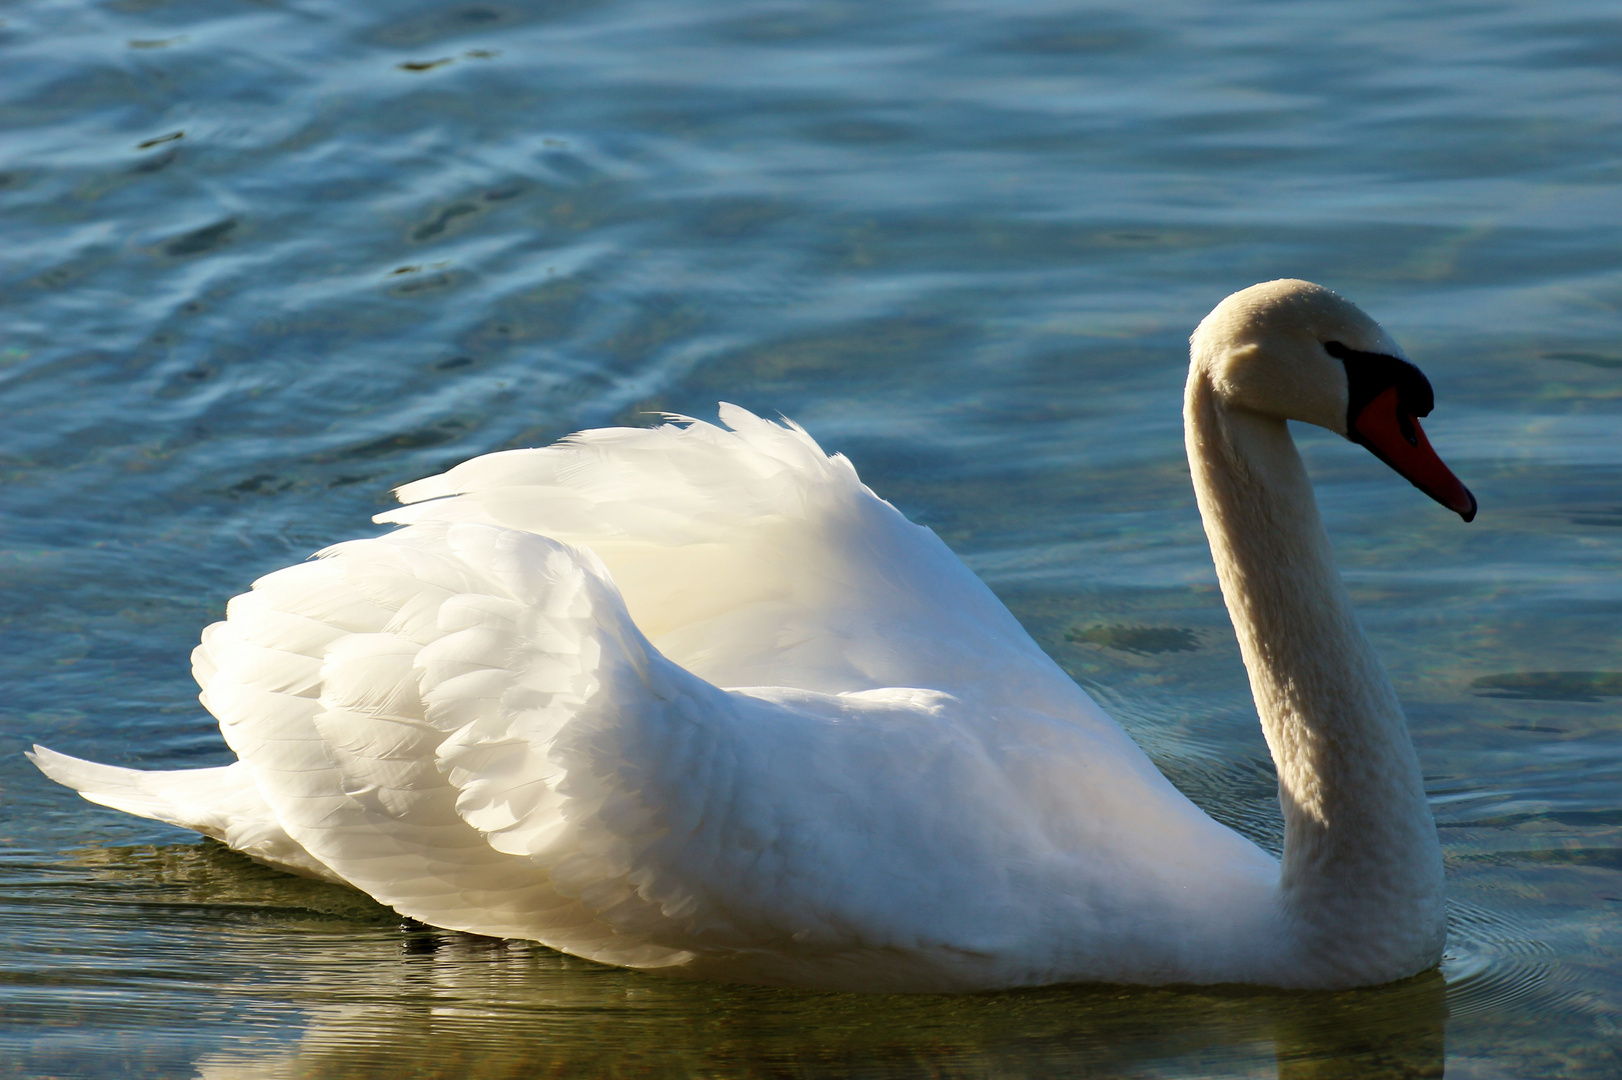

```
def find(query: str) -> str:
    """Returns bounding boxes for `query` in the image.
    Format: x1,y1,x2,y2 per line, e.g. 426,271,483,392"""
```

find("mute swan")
31,280,1475,992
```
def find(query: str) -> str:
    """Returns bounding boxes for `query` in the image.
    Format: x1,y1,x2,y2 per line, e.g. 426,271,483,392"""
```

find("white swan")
31,280,1475,992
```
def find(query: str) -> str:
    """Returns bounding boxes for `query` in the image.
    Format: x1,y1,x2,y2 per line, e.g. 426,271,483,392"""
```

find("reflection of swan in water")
32,280,1474,992
189,921,1447,1080
107,841,1442,1080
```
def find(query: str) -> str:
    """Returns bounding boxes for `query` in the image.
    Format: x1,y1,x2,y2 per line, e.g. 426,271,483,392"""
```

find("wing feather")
190,531,677,958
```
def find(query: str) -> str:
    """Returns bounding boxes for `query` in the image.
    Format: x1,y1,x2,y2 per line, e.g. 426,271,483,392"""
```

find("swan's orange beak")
1349,386,1476,522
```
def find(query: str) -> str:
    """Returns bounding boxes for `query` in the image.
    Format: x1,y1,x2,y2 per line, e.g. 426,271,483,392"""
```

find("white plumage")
33,281,1472,992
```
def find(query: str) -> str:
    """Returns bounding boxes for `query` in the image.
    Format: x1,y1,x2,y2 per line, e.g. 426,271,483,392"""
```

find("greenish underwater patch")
1470,671,1622,702
1066,624,1202,654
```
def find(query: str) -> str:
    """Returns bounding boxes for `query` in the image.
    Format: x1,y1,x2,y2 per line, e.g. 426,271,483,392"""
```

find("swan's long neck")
1185,370,1445,984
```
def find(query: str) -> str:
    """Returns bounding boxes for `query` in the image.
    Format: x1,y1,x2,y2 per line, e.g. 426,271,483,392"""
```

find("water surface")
3,0,1621,1075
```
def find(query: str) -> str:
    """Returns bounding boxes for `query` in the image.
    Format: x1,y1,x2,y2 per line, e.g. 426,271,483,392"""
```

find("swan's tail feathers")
28,744,244,830
25,746,344,884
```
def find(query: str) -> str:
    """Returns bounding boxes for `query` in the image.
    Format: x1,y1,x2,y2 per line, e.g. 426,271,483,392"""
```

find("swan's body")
32,281,1474,992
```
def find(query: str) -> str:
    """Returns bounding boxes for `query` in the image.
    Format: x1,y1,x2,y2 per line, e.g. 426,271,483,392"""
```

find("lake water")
3,0,1620,1075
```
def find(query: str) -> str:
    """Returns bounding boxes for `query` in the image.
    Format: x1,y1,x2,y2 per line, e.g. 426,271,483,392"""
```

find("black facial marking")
1324,340,1434,433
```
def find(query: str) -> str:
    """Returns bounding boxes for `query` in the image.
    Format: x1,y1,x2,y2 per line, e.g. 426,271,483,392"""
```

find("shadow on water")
9,842,1445,1079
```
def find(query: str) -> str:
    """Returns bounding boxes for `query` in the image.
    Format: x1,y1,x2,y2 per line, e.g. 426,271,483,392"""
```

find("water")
2,0,1620,1074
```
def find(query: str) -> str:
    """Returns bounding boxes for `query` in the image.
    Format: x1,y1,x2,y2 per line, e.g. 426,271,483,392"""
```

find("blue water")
3,0,1621,1075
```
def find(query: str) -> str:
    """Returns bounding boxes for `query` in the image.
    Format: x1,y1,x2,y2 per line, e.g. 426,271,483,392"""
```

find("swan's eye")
1323,340,1434,431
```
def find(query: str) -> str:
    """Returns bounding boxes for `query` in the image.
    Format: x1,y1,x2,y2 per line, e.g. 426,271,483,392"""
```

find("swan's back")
37,406,1279,991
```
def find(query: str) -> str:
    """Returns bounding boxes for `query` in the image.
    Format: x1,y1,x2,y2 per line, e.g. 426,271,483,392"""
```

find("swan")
30,279,1475,993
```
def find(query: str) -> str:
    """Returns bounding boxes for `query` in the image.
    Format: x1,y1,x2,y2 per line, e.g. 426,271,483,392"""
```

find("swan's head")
1192,279,1476,522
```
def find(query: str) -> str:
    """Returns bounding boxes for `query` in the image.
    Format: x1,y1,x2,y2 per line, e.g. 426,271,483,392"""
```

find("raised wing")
378,405,1082,714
